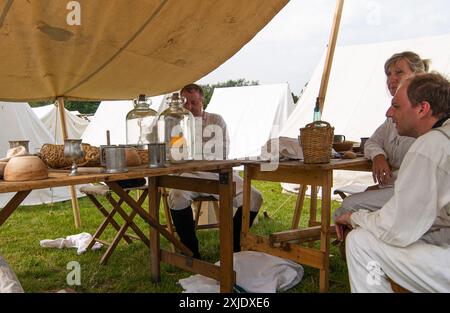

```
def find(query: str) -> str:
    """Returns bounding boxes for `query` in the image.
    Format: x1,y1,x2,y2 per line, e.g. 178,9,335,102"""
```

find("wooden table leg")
242,166,251,237
319,171,332,293
219,169,234,293
148,177,161,283
0,190,31,226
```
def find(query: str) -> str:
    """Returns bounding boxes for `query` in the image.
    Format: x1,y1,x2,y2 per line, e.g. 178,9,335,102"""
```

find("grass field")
0,180,350,293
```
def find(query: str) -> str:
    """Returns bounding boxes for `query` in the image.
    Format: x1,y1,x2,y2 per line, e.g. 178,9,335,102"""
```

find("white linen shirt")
351,119,450,247
364,118,416,177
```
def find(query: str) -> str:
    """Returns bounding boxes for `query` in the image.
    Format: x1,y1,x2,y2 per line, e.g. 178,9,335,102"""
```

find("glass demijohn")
125,94,158,145
157,92,195,163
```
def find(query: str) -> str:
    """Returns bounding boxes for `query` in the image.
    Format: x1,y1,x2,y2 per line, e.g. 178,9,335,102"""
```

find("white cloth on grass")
0,256,24,293
178,251,304,293
40,232,102,255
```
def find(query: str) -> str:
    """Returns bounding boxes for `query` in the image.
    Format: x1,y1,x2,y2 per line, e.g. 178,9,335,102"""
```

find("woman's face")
386,58,414,96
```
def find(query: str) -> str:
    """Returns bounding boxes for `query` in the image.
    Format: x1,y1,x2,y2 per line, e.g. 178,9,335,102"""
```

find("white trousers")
333,187,394,221
346,228,450,292
169,172,263,213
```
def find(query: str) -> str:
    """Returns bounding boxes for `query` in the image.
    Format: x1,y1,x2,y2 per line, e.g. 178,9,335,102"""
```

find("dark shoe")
233,207,258,252
170,207,201,259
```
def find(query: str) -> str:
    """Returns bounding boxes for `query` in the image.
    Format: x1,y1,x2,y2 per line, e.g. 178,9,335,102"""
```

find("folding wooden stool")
80,184,150,265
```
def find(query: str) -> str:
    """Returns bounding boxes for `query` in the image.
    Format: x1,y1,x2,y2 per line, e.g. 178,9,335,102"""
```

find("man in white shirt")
335,72,450,292
168,84,263,259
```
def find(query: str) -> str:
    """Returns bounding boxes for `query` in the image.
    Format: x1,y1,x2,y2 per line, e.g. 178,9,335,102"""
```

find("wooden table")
241,158,371,292
0,160,241,292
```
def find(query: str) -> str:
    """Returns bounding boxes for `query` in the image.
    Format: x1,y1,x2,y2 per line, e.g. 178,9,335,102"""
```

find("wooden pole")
317,0,345,113
57,97,81,229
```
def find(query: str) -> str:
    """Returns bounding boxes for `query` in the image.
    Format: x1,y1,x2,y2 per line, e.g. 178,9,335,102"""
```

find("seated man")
168,83,263,259
335,72,450,292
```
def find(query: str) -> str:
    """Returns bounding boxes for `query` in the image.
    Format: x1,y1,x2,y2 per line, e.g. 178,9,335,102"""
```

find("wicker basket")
300,121,334,164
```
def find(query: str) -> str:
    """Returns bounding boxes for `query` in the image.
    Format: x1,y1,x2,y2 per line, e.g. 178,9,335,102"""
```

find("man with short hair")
168,83,263,259
335,72,450,292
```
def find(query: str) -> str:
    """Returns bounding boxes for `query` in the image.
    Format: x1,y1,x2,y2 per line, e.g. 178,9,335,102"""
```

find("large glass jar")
157,92,195,163
125,94,158,145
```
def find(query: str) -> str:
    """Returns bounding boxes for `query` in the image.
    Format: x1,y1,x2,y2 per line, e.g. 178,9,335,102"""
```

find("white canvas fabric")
81,95,166,146
0,102,83,207
206,83,294,160
0,256,24,293
280,34,450,192
32,104,89,143
179,251,303,293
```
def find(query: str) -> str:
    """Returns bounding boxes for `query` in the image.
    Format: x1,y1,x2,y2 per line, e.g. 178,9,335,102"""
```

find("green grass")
0,181,350,293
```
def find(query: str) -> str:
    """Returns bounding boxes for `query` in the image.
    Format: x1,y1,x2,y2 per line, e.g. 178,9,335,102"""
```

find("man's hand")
335,211,353,241
372,154,392,185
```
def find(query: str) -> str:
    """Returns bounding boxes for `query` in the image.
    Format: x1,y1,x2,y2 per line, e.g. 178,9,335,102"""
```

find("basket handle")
303,120,332,129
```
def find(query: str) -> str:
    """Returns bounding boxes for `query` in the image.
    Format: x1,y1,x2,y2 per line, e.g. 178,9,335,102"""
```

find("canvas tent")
206,83,295,159
280,33,450,192
32,104,90,143
0,0,288,101
81,95,166,146
0,102,81,207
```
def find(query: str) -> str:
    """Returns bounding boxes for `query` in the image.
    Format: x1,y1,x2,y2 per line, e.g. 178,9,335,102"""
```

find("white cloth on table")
178,251,304,293
260,136,303,161
40,232,102,255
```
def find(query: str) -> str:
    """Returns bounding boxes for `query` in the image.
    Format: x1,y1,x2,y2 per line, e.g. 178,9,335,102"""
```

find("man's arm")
350,146,439,247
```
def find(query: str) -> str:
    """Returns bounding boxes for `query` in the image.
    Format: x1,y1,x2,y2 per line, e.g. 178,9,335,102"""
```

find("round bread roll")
125,147,141,166
342,151,357,159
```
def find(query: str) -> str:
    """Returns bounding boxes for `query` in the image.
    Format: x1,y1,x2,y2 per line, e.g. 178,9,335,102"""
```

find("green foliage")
29,100,101,115
200,79,259,108
0,181,349,293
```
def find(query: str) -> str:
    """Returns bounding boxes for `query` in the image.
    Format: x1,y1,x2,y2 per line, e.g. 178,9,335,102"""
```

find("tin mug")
148,143,166,168
333,135,346,143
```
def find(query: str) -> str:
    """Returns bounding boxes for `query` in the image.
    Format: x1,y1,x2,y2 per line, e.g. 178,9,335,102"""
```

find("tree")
29,100,101,114
200,79,259,108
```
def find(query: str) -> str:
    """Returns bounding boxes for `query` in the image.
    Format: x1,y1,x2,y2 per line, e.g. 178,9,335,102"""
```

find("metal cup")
360,137,369,153
333,135,346,143
9,140,30,153
148,143,166,168
100,145,128,173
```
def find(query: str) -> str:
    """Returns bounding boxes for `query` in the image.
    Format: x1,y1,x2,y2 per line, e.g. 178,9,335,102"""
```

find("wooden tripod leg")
107,181,192,255
86,194,133,244
291,184,307,229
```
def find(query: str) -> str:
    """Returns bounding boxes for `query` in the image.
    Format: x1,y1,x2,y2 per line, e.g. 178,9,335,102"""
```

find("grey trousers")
333,187,394,222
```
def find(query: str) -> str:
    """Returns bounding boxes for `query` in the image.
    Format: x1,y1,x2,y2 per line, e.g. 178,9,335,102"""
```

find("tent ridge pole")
57,97,81,229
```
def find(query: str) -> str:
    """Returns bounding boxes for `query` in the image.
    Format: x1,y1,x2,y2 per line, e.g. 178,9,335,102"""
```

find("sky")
197,0,450,95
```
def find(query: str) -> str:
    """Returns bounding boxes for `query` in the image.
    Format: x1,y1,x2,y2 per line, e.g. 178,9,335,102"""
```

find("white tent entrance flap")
32,104,89,143
280,33,450,194
206,83,295,160
0,102,83,207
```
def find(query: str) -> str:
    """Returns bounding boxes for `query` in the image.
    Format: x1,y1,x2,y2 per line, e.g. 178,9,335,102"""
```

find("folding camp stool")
80,184,151,265
160,187,220,233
